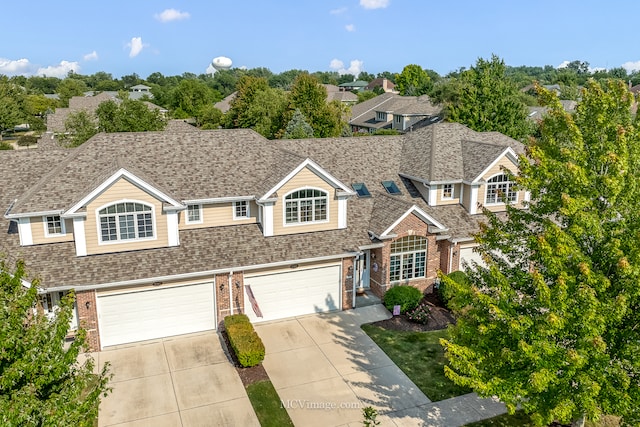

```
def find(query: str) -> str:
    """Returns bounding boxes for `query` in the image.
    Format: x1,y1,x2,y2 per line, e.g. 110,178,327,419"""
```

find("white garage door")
244,264,341,323
460,245,486,270
98,283,215,348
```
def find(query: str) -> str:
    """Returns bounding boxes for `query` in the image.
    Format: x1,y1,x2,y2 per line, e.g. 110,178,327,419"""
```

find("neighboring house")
527,99,577,121
338,80,369,92
129,84,153,100
322,84,358,105
214,92,236,113
365,78,397,93
0,123,525,351
350,93,442,133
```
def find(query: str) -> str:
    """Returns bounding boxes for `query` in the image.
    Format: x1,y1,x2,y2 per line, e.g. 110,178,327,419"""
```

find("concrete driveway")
254,305,431,427
94,332,259,427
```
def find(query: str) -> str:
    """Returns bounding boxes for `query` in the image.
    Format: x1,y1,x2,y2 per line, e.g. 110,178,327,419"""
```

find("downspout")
228,271,234,315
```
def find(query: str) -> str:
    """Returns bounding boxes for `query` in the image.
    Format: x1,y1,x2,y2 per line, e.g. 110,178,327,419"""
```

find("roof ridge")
349,93,396,122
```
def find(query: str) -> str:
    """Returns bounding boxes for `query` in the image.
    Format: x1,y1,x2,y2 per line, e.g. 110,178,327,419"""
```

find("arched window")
285,189,328,224
389,236,427,282
99,202,154,242
485,174,517,204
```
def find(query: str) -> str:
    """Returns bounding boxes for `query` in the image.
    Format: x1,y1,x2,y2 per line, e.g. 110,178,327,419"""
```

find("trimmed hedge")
439,270,469,307
224,314,265,368
383,285,422,314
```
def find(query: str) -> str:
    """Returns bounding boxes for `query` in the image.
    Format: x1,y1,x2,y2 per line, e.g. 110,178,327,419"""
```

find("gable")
477,150,519,182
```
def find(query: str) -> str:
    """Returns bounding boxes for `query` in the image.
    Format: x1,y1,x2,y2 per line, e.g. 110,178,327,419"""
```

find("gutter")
39,251,360,293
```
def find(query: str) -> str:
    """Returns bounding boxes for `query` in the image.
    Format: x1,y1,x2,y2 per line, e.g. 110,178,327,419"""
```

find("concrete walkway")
255,305,506,427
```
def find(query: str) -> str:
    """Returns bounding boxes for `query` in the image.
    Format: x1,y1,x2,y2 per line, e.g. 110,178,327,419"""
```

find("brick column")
342,257,354,310
75,290,100,351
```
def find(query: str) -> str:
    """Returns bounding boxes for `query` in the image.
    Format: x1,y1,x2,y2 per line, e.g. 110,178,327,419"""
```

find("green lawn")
245,380,294,427
361,325,471,401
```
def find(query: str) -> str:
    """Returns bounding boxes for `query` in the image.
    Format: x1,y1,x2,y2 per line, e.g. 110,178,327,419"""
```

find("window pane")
414,251,426,278
119,214,135,240
402,253,415,279
101,216,117,241
300,200,313,222
390,255,401,282
285,201,298,223
137,213,153,237
315,198,327,220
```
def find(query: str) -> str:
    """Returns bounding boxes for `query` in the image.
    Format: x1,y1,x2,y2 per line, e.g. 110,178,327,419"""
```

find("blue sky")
2,0,640,79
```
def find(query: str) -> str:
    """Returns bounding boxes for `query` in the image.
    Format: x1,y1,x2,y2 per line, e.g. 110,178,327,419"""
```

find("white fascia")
258,158,355,202
471,147,519,183
380,205,448,238
64,168,183,217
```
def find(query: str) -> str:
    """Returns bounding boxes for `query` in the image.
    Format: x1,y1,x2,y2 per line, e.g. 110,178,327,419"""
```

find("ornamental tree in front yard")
0,259,111,426
441,80,640,426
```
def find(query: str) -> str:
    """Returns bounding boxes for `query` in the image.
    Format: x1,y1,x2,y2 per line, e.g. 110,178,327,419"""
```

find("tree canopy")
0,260,111,426
442,55,531,140
441,79,640,426
395,64,431,96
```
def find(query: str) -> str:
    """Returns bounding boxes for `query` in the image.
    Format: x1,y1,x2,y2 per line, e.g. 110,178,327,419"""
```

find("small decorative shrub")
383,285,422,314
17,135,38,147
224,314,265,367
362,406,380,426
407,303,431,325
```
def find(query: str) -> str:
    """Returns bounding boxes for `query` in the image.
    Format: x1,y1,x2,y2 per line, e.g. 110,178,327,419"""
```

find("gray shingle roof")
1,122,523,289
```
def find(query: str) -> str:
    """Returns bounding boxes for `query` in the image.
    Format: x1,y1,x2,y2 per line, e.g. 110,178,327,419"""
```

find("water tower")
212,56,232,71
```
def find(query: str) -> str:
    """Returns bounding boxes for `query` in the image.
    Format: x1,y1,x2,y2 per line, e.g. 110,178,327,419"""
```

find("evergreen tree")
282,109,314,139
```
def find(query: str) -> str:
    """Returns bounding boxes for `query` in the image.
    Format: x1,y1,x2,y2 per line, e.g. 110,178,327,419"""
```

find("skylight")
352,183,371,198
382,180,401,195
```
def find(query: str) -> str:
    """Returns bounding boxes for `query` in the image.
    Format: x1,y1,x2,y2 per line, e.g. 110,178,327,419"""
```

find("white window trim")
233,201,250,220
484,173,518,206
95,200,157,246
282,187,330,228
185,204,203,224
43,215,66,237
441,184,454,200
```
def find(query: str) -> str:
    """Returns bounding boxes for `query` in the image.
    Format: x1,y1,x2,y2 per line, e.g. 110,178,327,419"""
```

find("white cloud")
127,37,146,58
345,24,355,32
329,58,364,77
360,0,389,9
622,60,640,73
83,51,98,61
0,58,32,75
36,60,80,78
154,8,190,22
557,60,570,69
330,7,347,14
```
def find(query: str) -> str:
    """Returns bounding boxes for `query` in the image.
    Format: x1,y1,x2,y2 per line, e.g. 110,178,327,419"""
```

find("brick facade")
75,290,100,351
341,257,354,310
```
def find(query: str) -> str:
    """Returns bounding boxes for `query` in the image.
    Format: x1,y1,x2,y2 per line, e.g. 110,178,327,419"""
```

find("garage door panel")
460,246,486,271
98,283,215,348
244,265,341,323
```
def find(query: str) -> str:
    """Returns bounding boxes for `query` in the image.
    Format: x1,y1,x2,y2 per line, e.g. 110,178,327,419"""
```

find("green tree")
395,64,431,96
441,80,640,426
0,77,27,139
169,78,219,119
195,104,223,130
288,73,343,138
96,98,166,133
444,55,531,140
59,110,98,147
282,109,314,139
57,78,88,106
0,259,111,426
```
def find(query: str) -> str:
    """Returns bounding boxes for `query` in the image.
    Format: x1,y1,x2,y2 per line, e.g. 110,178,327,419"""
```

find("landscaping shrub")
407,303,431,324
383,285,422,314
224,314,265,367
0,141,13,150
17,135,38,147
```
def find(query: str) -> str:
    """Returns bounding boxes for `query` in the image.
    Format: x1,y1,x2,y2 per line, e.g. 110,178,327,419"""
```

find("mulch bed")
369,291,456,332
220,329,269,387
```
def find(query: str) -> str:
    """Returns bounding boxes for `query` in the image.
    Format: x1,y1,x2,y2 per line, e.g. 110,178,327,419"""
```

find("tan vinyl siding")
30,217,74,244
461,183,472,212
84,178,169,255
436,183,461,206
478,156,525,212
179,201,258,230
272,167,339,236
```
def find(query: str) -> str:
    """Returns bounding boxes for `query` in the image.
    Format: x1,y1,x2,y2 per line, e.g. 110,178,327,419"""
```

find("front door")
356,251,371,289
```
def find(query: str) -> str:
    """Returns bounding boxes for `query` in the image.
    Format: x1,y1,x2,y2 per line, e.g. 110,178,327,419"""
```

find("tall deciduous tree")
0,260,111,426
0,77,26,139
96,98,166,133
395,64,431,96
441,80,640,426
168,79,219,119
444,55,531,140
59,110,98,147
288,73,343,138
57,78,88,107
